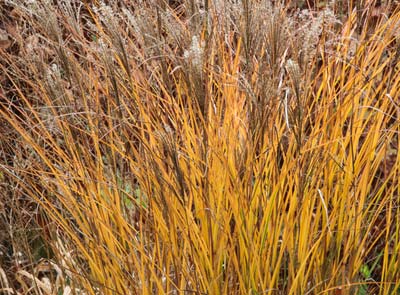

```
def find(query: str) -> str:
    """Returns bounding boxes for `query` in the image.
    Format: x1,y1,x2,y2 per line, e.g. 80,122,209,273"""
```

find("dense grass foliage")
1,0,400,294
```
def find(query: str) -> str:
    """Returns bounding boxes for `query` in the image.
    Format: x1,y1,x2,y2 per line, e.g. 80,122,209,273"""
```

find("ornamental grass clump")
0,0,399,294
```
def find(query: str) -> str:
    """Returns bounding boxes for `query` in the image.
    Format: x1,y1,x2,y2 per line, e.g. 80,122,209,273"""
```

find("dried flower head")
183,35,205,71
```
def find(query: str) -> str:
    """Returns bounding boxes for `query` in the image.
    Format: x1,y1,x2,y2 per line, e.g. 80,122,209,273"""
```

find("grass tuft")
1,1,399,294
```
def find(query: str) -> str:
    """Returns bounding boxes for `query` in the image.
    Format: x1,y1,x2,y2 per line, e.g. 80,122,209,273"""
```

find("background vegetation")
1,0,399,294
